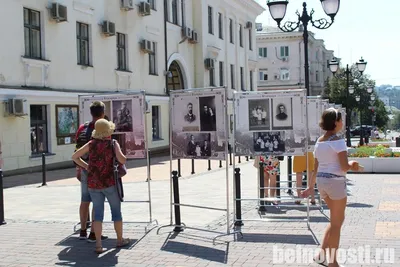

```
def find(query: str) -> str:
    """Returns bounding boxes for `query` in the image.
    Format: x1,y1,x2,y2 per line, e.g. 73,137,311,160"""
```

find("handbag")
111,140,126,202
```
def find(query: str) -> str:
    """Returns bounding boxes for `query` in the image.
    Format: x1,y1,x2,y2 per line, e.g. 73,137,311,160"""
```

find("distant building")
255,23,335,95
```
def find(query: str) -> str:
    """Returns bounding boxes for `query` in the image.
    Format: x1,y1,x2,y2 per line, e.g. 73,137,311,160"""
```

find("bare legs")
315,196,347,267
265,172,277,204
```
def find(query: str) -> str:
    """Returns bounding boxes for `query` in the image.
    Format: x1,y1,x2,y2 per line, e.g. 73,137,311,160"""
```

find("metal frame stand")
73,90,158,233
232,89,312,234
156,86,241,245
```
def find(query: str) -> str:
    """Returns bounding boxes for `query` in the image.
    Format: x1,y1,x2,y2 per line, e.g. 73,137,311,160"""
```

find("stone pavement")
1,158,400,266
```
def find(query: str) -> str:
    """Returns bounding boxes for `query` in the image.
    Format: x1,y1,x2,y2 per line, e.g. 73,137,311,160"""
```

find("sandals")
311,200,316,205
95,247,106,254
116,238,131,248
295,200,301,205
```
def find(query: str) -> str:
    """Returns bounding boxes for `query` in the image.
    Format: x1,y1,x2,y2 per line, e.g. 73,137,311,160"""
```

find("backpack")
75,121,94,161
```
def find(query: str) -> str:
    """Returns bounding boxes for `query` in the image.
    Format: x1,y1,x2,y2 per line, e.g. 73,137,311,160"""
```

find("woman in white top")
301,108,361,267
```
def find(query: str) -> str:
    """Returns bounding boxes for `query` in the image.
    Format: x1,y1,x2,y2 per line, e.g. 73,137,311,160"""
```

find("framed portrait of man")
271,98,293,130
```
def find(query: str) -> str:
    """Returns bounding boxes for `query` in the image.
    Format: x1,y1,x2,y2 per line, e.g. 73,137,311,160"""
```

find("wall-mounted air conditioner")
121,0,134,10
181,27,191,39
4,99,28,117
139,1,151,16
204,58,215,69
140,39,153,53
189,30,198,44
50,2,67,22
102,21,116,36
245,21,253,29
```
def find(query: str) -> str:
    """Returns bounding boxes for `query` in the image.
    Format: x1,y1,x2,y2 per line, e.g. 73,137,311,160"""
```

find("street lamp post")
266,0,340,97
328,57,368,147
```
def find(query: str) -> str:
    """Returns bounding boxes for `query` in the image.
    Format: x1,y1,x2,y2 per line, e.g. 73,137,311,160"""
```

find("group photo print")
248,99,270,131
253,131,285,153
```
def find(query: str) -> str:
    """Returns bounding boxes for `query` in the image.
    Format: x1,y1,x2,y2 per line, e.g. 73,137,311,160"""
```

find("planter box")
348,157,400,173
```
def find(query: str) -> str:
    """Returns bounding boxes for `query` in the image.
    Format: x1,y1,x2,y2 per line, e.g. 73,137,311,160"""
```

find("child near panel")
254,155,280,205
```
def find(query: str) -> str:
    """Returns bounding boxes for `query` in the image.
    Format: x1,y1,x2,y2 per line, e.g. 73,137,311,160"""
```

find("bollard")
207,160,211,171
0,169,6,225
246,156,249,162
191,159,195,175
238,156,241,163
177,159,181,177
287,156,293,195
234,168,243,226
259,162,266,211
172,171,183,232
42,153,47,186
219,160,222,168
276,174,281,197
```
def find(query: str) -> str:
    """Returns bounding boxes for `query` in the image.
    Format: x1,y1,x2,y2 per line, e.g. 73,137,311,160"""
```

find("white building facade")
255,25,334,95
0,0,263,173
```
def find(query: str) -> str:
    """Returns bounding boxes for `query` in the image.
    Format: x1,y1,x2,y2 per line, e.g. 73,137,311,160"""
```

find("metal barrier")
0,169,6,225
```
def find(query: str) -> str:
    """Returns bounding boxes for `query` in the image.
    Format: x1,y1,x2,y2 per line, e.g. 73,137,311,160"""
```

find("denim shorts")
316,172,347,200
89,185,122,222
80,170,92,202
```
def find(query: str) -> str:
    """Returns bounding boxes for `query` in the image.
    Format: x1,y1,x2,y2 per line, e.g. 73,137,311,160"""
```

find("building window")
219,61,224,86
280,68,290,80
259,47,267,58
77,22,90,66
250,71,253,91
30,105,48,155
147,0,156,10
230,64,235,89
239,24,243,47
210,68,215,86
117,33,127,71
249,29,252,51
280,46,289,57
229,19,233,44
208,6,213,34
24,8,41,59
218,12,223,39
240,67,244,90
259,71,268,81
152,106,161,140
171,0,178,24
149,42,157,75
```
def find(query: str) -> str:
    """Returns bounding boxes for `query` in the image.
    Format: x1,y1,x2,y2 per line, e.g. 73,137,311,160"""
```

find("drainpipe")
164,0,169,95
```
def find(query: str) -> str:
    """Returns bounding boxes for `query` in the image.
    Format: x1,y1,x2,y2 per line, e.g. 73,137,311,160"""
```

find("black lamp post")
266,0,340,97
328,57,368,147
355,87,373,146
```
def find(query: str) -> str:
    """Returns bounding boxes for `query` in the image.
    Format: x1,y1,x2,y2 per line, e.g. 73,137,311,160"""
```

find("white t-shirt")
313,138,347,177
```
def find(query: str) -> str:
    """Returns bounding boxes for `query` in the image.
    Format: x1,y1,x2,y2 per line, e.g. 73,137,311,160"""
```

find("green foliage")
323,65,389,128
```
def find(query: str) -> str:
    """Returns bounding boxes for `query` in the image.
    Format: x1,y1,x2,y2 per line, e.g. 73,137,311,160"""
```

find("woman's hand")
300,187,314,198
349,160,360,171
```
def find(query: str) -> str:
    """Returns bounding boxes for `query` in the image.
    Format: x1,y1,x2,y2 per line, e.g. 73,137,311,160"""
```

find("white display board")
171,88,227,160
307,97,322,150
234,89,307,156
79,93,146,159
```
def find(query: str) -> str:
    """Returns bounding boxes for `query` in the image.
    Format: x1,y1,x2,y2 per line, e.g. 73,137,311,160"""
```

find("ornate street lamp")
267,0,340,96
328,57,368,147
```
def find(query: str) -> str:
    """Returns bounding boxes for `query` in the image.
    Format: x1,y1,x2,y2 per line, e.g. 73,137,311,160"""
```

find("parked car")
350,125,374,137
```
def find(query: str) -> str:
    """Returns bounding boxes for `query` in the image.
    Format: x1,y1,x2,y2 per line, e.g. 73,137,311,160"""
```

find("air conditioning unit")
204,58,215,69
102,21,116,36
50,2,67,22
245,21,253,29
140,39,153,53
120,0,134,10
181,27,191,39
145,100,151,113
139,1,151,16
5,99,27,116
282,57,288,62
189,30,198,44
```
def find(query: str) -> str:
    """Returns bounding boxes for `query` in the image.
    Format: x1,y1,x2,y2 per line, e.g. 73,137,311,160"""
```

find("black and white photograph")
253,132,285,153
171,131,224,160
199,96,216,131
271,98,293,130
172,96,201,132
248,99,270,131
113,100,133,132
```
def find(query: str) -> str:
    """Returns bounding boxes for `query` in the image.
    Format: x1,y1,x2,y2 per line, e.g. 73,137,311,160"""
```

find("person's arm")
308,158,318,190
114,141,127,164
338,151,358,172
72,143,89,170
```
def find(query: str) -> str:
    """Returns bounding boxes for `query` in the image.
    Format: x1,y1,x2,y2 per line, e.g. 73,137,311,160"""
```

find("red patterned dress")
87,139,116,189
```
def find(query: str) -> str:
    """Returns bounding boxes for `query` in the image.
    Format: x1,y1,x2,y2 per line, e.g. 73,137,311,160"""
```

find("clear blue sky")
255,0,400,86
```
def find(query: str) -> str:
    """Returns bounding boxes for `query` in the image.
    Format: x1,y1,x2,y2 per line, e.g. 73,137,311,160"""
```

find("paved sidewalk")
1,159,399,266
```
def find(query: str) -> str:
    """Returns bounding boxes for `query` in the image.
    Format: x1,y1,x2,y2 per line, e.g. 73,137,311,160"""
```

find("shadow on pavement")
56,246,120,267
237,233,318,245
161,234,229,264
347,203,374,208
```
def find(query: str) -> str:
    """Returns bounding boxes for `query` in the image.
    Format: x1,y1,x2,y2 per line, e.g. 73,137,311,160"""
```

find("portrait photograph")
172,96,200,132
248,99,270,131
271,98,293,130
199,96,217,132
253,131,285,153
56,105,79,137
112,100,133,132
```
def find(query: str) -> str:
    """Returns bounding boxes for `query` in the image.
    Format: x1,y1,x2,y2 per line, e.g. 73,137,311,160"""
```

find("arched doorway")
167,61,184,91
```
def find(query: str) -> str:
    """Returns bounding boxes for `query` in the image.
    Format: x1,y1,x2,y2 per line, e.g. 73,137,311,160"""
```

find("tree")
323,65,389,129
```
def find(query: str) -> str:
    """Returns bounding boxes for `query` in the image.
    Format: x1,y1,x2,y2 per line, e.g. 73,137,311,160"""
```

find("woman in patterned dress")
254,155,280,205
